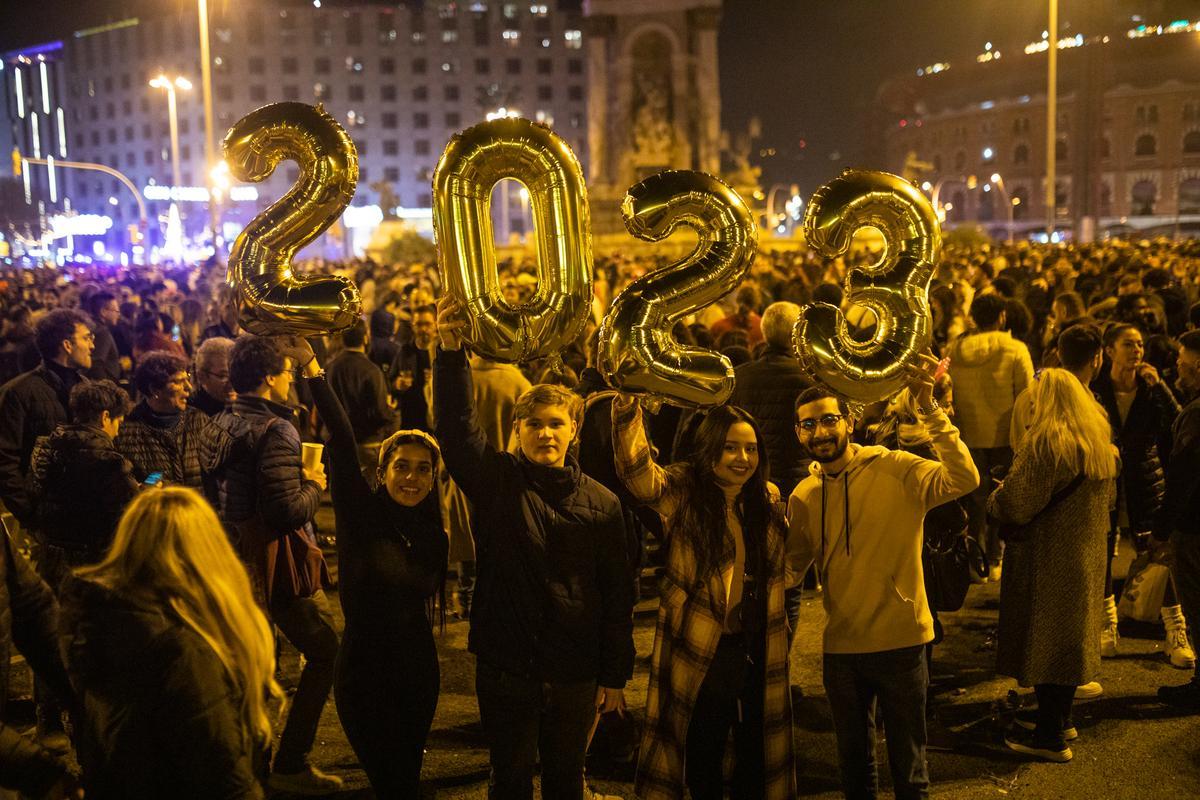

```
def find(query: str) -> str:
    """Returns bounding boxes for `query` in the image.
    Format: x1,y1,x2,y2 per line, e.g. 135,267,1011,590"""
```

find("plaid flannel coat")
613,401,796,800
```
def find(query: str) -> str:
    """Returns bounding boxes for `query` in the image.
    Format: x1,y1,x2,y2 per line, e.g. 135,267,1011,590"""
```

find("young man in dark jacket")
115,352,211,488
434,298,635,800
201,335,341,795
0,309,94,526
326,318,397,473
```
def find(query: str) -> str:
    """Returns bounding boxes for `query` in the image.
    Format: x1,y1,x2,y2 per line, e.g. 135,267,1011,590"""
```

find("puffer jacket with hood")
946,330,1034,449
59,577,266,799
787,409,979,654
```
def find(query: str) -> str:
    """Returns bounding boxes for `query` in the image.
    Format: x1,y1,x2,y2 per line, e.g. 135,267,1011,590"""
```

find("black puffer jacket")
1094,370,1181,532
435,347,635,688
200,396,321,529
29,425,138,554
114,402,211,488
0,533,74,797
59,577,265,800
0,363,83,524
730,345,814,499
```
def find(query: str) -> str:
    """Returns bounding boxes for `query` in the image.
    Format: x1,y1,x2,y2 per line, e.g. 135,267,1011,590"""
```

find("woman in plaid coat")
613,396,796,800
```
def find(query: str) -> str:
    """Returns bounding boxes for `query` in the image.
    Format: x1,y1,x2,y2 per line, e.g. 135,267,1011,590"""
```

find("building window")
412,31,426,44
314,83,330,101
383,113,398,129
383,139,399,155
107,129,117,144
503,3,518,20
537,58,552,75
1180,178,1200,213
250,85,267,102
346,12,363,45
503,29,520,47
506,58,521,75
419,192,432,206
568,59,582,75
414,113,429,128
249,57,266,74
564,30,582,49
444,85,460,102
381,85,397,102
349,85,365,101
283,85,300,101
415,140,430,155
314,28,334,47
384,166,400,182
217,84,233,101
282,57,298,74
355,140,367,155
538,86,552,101
475,58,491,74
413,58,427,74
1131,180,1156,215
381,57,395,75
568,85,583,102
1135,133,1157,157
1185,131,1200,155
142,123,152,138
413,86,429,102
443,30,459,43
315,57,331,74
445,112,461,127
530,3,548,15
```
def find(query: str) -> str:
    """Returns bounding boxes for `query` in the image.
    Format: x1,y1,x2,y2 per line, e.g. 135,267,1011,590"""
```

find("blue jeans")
822,645,930,800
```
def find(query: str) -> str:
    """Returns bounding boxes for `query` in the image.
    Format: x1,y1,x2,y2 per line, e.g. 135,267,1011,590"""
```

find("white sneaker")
988,564,1003,583
1101,623,1119,657
1075,681,1103,701
268,765,345,795
1166,627,1197,670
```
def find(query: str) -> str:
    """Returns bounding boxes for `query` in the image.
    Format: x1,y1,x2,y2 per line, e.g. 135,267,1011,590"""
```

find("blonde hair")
1022,368,1118,480
76,488,281,743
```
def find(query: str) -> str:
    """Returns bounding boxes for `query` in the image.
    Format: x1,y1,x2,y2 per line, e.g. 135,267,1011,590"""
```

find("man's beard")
807,433,849,464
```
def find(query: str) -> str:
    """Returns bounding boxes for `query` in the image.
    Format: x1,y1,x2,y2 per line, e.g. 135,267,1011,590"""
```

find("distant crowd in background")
0,235,1197,798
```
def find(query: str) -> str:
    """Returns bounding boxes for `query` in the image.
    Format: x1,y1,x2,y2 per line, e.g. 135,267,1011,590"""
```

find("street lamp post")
990,173,1014,244
149,75,192,192
1045,0,1058,238
197,0,221,255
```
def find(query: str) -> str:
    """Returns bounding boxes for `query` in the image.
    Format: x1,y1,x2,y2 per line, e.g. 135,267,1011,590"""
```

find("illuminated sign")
49,214,112,238
143,185,258,202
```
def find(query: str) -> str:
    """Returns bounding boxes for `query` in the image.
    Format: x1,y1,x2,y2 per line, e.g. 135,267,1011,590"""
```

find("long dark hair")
673,405,781,581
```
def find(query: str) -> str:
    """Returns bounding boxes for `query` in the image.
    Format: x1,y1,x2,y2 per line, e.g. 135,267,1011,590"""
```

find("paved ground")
275,510,1200,798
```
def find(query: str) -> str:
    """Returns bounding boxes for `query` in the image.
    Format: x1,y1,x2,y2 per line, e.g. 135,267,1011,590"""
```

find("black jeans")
269,590,339,773
965,446,1012,564
475,660,596,800
1033,684,1075,747
1171,532,1200,680
685,632,766,800
823,645,929,800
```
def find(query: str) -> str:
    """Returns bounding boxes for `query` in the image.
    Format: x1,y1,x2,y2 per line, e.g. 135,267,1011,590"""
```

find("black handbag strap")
1030,472,1087,526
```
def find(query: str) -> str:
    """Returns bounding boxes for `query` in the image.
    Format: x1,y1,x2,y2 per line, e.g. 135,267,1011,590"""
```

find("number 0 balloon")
793,170,940,405
223,102,362,336
433,117,592,363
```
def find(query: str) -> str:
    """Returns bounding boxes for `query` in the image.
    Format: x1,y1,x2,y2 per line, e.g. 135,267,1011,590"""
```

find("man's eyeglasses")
796,413,846,433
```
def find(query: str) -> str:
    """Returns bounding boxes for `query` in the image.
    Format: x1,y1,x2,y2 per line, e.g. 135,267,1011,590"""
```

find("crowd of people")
0,235,1196,798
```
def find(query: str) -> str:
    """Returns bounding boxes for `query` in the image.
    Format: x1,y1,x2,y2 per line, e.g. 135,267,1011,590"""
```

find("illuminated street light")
149,74,192,191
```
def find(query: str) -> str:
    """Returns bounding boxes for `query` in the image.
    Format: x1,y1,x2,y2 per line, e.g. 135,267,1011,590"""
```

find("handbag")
1117,551,1171,623
994,472,1086,543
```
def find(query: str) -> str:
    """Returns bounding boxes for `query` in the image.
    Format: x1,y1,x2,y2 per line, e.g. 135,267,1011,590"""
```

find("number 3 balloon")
223,102,362,335
433,117,592,363
792,169,940,404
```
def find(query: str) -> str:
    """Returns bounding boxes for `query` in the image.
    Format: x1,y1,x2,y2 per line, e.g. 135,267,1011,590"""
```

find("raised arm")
904,354,980,507
611,395,681,520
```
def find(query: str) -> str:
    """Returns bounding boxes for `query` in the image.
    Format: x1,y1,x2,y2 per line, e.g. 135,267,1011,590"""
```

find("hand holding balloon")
792,170,940,405
223,102,362,336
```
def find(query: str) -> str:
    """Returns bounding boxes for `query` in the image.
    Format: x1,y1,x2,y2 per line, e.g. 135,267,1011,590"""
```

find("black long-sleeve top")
307,376,447,628
434,346,635,688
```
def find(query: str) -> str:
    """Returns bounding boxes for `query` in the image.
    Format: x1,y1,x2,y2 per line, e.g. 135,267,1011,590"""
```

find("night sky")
3,0,1197,191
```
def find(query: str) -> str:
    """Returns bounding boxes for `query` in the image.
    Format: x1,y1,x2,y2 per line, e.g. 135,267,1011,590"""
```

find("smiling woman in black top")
290,338,448,798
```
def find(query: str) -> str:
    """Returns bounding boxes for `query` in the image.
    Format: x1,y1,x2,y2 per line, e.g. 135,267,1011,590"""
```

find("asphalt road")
279,508,1200,799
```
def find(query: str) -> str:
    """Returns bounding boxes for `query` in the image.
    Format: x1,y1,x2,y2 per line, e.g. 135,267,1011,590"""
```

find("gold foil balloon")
223,102,362,336
433,117,592,363
598,171,756,408
792,169,940,405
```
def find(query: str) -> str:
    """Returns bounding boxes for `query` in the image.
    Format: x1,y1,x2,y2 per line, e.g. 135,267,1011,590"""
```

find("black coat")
729,345,813,498
434,347,635,687
0,363,84,525
59,577,265,800
1156,395,1200,539
0,533,74,797
114,402,211,488
29,425,139,554
326,350,397,444
86,324,122,383
1094,370,1180,532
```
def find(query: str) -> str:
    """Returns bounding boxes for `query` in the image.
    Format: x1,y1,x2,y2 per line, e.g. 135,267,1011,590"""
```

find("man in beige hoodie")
787,355,979,800
946,294,1034,580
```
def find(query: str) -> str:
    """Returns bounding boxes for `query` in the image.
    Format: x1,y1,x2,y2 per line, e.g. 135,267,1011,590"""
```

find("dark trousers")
965,446,1012,563
1033,684,1075,747
823,645,930,800
1172,532,1200,680
685,632,765,800
269,590,339,773
475,660,596,800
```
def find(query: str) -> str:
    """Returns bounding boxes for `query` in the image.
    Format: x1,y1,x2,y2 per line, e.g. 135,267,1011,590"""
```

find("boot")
1101,595,1119,658
1162,604,1196,669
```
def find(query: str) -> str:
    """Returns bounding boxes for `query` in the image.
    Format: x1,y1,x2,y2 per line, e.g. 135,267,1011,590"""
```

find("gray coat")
987,446,1115,686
